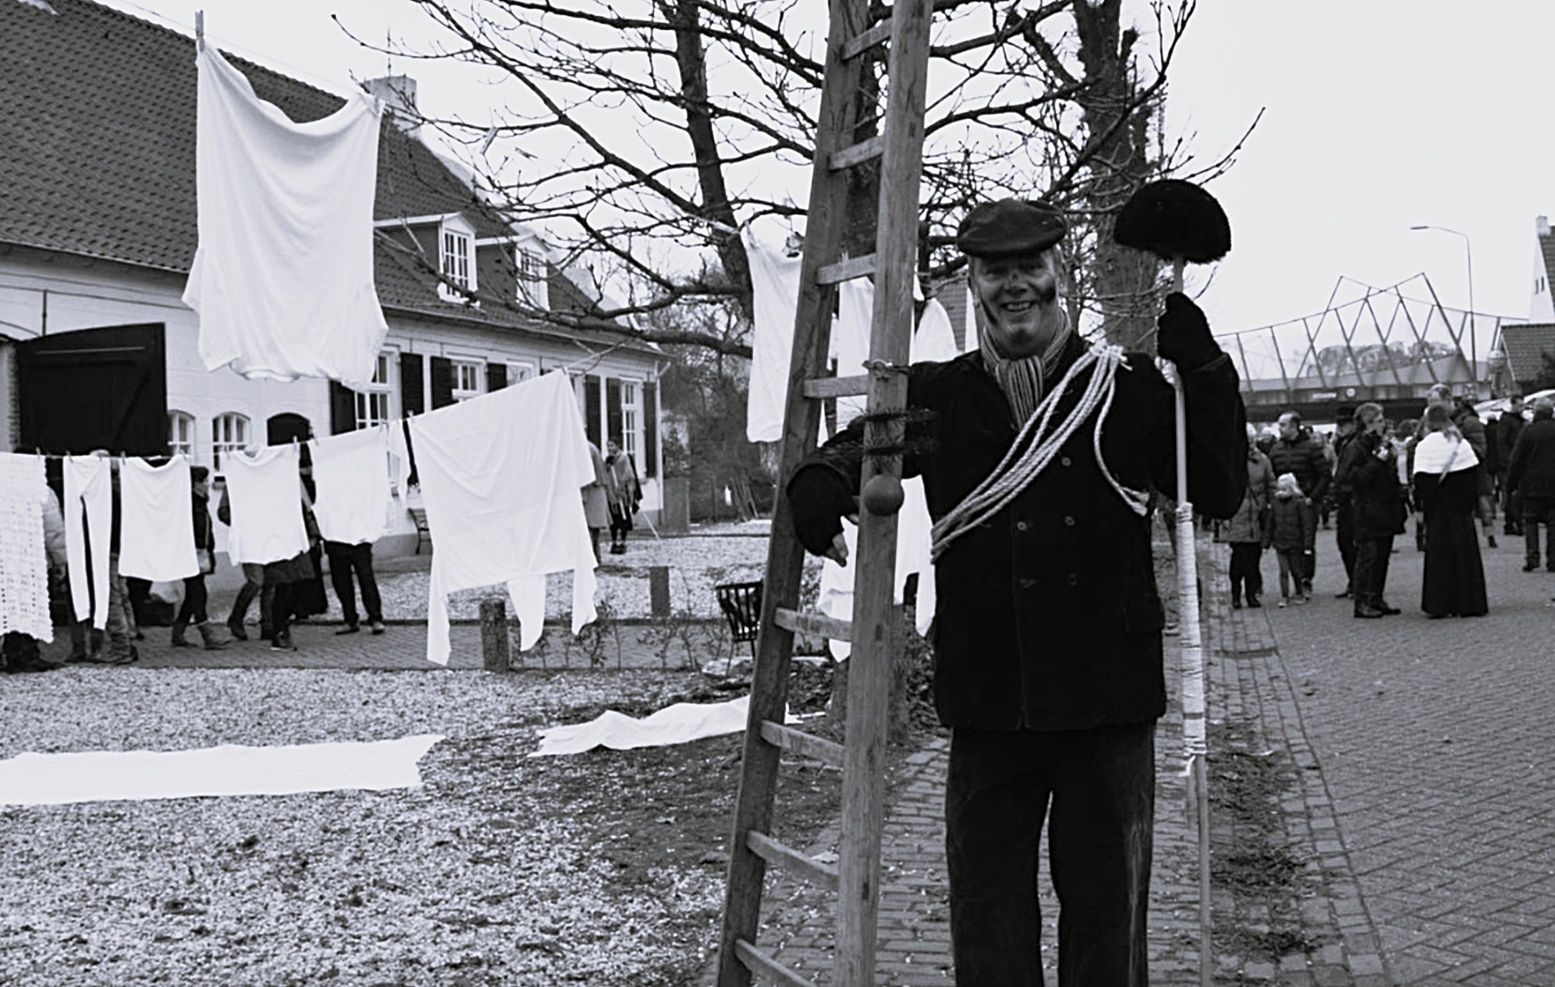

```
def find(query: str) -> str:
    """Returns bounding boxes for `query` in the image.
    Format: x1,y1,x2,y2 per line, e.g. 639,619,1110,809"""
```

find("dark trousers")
946,724,1154,987
228,563,265,632
326,541,383,626
1,632,41,668
268,581,294,644
1523,496,1555,569
1335,503,1356,590
1500,472,1522,531
1228,543,1263,601
175,575,209,626
1298,501,1318,588
1352,536,1394,609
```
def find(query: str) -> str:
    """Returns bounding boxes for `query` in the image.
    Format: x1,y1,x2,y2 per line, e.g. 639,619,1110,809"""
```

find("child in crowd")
1270,472,1316,607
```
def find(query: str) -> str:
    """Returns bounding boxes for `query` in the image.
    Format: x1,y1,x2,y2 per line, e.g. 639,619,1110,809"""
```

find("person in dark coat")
1496,396,1526,535
1413,404,1489,617
1267,412,1330,594
288,447,329,621
1329,407,1360,597
1215,427,1275,608
171,466,228,650
1506,397,1555,571
1451,397,1497,548
786,199,1247,986
1336,403,1406,618
1267,472,1315,606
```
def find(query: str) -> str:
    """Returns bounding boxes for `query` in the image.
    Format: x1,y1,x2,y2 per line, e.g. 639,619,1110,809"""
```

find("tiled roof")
928,271,971,351
0,0,651,352
1499,322,1555,386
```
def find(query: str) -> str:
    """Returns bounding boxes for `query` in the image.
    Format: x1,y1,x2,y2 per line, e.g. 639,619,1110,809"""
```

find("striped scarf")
977,307,1073,427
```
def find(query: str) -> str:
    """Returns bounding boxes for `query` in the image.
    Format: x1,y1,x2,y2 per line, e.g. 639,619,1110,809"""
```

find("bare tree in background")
346,0,1246,356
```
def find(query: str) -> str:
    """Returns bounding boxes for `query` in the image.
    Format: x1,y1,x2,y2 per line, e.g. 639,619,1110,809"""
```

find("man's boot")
171,616,192,647
196,621,229,650
1354,600,1385,618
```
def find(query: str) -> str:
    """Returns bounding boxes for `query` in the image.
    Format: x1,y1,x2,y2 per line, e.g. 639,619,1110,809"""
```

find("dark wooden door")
17,323,167,456
266,413,312,445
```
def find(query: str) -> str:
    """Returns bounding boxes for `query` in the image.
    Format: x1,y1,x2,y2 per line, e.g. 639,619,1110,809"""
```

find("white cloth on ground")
0,454,53,642
222,445,309,566
182,46,388,389
530,696,782,757
390,372,598,664
819,300,959,658
309,427,391,545
1412,431,1480,475
63,455,113,628
0,735,443,806
117,457,198,581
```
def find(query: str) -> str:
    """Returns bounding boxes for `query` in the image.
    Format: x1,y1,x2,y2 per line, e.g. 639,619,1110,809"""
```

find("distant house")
1492,323,1555,396
1529,215,1555,324
0,0,665,556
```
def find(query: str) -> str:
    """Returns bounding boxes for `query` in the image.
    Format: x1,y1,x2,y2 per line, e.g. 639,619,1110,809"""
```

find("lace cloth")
0,454,53,642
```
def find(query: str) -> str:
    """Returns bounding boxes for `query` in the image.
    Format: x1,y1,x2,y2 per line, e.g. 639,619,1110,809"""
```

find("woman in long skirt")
1412,404,1489,618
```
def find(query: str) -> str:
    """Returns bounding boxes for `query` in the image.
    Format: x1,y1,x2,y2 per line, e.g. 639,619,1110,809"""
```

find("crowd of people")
1216,384,1555,618
0,450,386,674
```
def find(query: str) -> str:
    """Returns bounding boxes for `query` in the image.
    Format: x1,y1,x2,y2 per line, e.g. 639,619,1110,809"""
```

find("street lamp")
1410,224,1477,392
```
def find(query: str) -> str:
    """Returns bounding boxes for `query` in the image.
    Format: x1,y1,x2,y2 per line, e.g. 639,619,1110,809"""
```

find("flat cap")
956,199,1066,258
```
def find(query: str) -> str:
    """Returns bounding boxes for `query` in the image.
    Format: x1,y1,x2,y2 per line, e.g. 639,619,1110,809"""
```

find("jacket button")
1060,455,1072,467
1066,573,1079,587
1064,515,1076,527
1015,520,1030,532
1020,577,1037,590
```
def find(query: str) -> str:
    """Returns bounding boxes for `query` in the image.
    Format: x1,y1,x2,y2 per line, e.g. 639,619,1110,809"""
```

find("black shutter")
584,374,602,446
430,356,455,409
606,378,623,449
401,418,419,488
399,352,425,417
643,380,658,477
329,381,357,434
486,362,508,392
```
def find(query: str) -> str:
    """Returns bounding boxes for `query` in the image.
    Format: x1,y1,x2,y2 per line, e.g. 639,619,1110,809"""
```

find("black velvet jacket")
788,336,1247,732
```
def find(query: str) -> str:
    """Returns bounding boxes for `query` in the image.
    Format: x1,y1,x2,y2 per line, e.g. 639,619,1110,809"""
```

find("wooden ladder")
714,2,934,985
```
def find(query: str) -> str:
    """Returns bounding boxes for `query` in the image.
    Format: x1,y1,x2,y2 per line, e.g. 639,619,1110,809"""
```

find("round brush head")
1113,179,1231,264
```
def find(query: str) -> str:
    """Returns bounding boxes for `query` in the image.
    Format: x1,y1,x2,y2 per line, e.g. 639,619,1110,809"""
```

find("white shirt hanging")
117,457,199,582
183,46,388,389
744,230,804,442
63,455,113,629
309,427,391,546
0,454,53,643
390,372,598,665
223,446,309,566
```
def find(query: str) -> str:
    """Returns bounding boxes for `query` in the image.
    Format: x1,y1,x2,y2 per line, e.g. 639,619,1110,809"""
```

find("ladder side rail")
833,3,935,985
714,2,875,983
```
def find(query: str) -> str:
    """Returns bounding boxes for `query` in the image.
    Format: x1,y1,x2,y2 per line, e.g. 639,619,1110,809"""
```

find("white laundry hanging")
309,427,391,546
182,46,388,389
222,445,309,566
390,371,598,665
117,457,198,582
63,455,113,629
962,280,980,353
0,454,53,643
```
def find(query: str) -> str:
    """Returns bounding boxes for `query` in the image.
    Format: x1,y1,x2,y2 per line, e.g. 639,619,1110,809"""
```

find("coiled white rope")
930,344,1151,561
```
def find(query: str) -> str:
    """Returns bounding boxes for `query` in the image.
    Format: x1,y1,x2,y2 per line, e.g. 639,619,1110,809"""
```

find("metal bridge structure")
1218,273,1516,424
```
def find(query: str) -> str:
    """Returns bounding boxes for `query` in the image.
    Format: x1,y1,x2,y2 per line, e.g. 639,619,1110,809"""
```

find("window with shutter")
399,353,426,416
606,378,623,450
584,375,602,446
643,381,658,477
486,362,508,392
430,356,456,409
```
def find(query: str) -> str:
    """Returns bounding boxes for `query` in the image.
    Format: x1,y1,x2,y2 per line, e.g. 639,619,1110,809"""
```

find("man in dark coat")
1330,407,1359,598
787,199,1247,986
1496,396,1526,536
1335,403,1406,617
1451,397,1497,548
1267,411,1330,594
1506,397,1555,571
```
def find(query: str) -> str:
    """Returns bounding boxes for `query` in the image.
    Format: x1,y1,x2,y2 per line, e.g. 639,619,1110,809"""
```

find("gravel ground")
0,668,840,986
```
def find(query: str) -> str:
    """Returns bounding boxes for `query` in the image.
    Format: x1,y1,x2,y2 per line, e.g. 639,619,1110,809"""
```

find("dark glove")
787,465,853,557
1156,292,1221,369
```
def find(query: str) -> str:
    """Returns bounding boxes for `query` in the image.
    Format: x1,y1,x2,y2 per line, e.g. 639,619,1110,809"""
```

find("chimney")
1539,214,1551,238
363,75,420,138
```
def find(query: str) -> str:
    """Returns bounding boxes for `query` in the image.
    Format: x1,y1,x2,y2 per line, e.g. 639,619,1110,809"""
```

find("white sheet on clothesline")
0,735,444,806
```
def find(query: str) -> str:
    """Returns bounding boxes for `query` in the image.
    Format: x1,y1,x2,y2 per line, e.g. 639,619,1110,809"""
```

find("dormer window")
437,215,478,302
517,247,549,310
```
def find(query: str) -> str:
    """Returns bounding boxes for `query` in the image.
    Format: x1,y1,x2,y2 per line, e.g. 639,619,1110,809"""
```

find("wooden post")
649,566,671,617
480,598,509,673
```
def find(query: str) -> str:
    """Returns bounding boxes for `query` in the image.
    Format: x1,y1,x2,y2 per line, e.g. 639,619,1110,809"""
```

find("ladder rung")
733,939,817,987
760,719,845,768
802,373,869,399
816,253,875,285
746,830,840,892
773,606,852,643
830,134,885,171
843,19,892,60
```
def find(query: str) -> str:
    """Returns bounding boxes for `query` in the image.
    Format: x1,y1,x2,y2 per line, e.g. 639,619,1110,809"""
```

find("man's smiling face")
969,247,1066,359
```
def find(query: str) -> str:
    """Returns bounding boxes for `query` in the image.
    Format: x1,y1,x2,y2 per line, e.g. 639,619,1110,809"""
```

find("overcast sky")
102,0,1553,344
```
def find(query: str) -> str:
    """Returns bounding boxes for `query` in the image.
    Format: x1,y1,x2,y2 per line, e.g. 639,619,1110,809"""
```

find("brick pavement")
1266,529,1555,984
